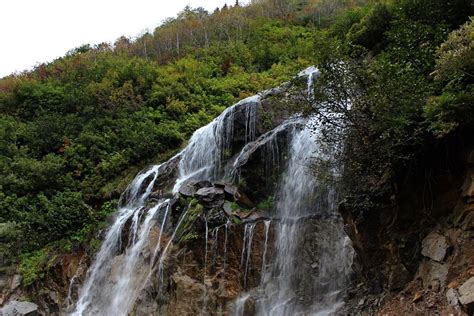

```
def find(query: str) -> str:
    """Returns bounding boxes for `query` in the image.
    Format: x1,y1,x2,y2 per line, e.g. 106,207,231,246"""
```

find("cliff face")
341,134,474,314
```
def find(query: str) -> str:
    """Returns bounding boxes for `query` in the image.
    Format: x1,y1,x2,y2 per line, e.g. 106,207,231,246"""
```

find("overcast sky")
0,0,247,77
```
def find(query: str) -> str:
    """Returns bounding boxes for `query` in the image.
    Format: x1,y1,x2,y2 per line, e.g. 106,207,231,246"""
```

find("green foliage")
433,18,474,85
424,92,470,137
309,0,472,197
329,6,370,40
230,201,240,211
257,196,275,210
424,18,474,138
346,4,393,52
397,0,471,27
19,250,49,286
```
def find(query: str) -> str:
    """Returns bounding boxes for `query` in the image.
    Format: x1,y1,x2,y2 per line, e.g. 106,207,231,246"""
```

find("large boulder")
421,232,449,262
178,183,197,197
446,288,460,307
195,187,225,208
223,184,238,201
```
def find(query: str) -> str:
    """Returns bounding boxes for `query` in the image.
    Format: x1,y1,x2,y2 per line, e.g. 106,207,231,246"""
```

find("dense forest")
0,0,472,289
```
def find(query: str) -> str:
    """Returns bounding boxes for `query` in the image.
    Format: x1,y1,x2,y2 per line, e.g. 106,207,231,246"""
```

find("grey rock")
196,180,212,189
458,277,474,312
421,232,449,262
418,260,449,289
179,183,196,197
10,274,22,290
224,184,238,201
195,187,224,208
2,301,39,316
446,288,459,306
195,187,224,199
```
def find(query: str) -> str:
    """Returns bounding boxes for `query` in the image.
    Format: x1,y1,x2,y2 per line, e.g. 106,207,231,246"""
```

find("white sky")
0,0,247,77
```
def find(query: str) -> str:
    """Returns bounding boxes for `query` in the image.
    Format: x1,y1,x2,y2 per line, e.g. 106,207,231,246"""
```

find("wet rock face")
178,182,197,197
134,218,275,316
116,177,276,315
234,123,292,205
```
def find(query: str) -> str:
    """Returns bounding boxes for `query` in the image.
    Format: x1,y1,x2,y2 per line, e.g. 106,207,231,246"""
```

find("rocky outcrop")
132,184,275,315
0,251,87,315
232,120,296,204
1,301,39,316
341,143,474,315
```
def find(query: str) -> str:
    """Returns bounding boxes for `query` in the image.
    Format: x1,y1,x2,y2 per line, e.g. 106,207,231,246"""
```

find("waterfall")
256,122,319,315
72,164,167,315
252,119,352,316
299,66,320,100
223,219,230,275
260,220,271,283
231,66,353,316
240,223,257,289
72,92,261,315
71,66,353,316
173,95,260,192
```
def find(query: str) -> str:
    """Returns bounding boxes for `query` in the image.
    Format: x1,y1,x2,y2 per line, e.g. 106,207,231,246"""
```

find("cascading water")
72,165,166,315
72,91,261,315
234,67,353,316
173,95,260,192
234,119,353,316
240,223,257,289
260,220,271,283
71,66,353,316
299,66,320,100
260,123,321,315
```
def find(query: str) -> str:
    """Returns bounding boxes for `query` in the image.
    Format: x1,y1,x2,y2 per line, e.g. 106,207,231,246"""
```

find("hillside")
1,0,473,315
